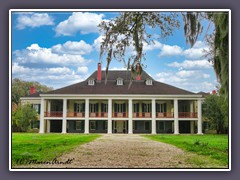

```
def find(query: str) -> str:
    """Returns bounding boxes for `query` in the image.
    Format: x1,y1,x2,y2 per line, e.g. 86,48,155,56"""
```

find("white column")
151,99,156,134
47,100,51,113
190,121,195,134
197,99,203,134
190,101,193,118
108,99,112,134
174,99,179,134
39,98,45,133
47,120,50,133
62,99,67,133
85,99,89,134
128,99,133,134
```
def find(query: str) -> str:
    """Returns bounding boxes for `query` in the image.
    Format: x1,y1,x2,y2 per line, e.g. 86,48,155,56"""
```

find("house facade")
21,63,203,134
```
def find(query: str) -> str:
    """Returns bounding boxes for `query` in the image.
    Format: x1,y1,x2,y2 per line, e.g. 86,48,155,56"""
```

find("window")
158,121,164,130
114,103,126,112
156,103,167,113
117,78,123,85
142,103,151,112
74,103,85,112
104,121,108,130
145,121,150,130
90,103,98,113
133,103,139,112
76,121,82,130
88,79,95,85
90,121,96,130
101,103,108,112
146,79,152,85
32,104,40,114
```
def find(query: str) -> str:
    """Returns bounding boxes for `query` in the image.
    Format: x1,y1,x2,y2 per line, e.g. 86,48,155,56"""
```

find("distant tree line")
12,78,53,132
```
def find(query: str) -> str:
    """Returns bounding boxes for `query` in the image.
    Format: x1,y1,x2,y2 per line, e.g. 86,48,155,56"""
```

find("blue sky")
11,10,217,93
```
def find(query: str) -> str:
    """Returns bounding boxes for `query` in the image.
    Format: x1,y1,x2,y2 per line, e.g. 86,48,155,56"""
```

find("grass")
143,134,229,168
12,133,101,166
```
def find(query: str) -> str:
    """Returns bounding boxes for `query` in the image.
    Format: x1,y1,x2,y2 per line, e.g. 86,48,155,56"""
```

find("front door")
116,121,124,133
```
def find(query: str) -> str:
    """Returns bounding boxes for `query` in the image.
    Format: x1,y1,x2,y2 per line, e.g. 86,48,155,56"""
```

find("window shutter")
74,103,77,112
164,103,167,112
38,104,41,114
123,103,126,112
96,121,98,130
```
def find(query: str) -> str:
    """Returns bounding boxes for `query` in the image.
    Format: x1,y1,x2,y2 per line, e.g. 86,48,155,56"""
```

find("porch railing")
112,112,128,118
133,112,152,118
67,112,85,117
44,111,63,117
178,112,198,118
156,112,174,118
89,112,108,117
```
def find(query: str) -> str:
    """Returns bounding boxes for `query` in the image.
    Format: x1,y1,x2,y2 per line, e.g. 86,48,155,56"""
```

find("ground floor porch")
42,119,199,134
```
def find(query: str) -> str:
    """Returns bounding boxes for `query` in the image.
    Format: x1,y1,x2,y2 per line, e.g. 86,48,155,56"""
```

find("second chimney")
97,62,102,81
136,63,141,81
30,86,36,95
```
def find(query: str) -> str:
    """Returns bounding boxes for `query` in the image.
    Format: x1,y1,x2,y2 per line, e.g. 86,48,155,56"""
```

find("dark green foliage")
202,94,228,134
183,12,229,100
12,104,38,132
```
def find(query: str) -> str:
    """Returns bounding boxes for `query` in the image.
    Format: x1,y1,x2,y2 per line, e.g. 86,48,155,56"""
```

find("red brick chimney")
97,62,102,81
30,86,36,95
136,63,141,81
212,90,216,95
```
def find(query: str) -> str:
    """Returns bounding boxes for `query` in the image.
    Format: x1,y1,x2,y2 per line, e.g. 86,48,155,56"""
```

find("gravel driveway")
19,134,198,169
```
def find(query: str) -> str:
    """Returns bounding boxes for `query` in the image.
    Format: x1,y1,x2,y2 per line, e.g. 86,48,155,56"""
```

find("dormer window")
146,79,152,85
117,78,123,85
88,78,95,86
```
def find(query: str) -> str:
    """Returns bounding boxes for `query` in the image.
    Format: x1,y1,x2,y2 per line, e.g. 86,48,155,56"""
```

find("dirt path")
17,134,200,169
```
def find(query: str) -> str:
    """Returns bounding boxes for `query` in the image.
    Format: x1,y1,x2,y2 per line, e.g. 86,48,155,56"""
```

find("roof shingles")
43,70,195,95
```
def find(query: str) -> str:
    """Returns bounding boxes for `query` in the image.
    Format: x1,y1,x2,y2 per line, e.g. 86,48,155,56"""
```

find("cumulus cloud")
12,63,88,89
168,60,213,69
77,66,88,74
158,44,183,57
14,43,91,66
93,35,104,51
16,13,54,29
52,40,93,55
156,40,209,60
144,40,163,51
155,70,215,93
55,12,105,36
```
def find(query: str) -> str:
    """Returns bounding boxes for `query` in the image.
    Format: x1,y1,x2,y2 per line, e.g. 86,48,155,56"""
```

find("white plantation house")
21,63,204,134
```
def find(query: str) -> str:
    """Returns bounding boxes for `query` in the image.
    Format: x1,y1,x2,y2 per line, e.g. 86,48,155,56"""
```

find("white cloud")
16,13,54,29
77,66,88,74
55,12,105,36
155,70,215,93
12,63,88,89
52,40,93,55
168,60,212,69
14,43,91,66
156,40,210,60
176,70,196,78
158,44,183,57
93,35,104,51
144,41,163,51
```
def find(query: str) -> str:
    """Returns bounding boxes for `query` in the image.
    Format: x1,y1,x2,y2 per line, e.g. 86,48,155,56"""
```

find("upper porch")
42,98,199,119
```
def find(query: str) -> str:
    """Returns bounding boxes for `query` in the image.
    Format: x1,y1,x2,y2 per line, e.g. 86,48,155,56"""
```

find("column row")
39,98,202,134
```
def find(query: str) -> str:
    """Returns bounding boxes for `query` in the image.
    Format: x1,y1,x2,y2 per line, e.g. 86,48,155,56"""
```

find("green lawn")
143,134,229,167
12,133,101,166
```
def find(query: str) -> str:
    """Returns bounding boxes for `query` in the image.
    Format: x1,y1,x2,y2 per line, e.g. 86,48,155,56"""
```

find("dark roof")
43,70,196,95
23,92,41,98
197,91,210,97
